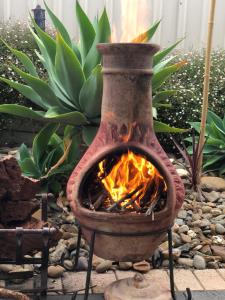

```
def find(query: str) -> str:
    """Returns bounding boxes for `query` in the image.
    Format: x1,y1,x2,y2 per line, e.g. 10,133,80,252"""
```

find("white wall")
0,0,225,50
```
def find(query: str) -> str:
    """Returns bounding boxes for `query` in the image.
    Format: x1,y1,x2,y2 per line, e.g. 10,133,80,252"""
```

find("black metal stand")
0,194,55,297
74,226,192,300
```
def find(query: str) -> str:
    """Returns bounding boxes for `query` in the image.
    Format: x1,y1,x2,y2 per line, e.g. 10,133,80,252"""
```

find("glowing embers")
81,150,167,215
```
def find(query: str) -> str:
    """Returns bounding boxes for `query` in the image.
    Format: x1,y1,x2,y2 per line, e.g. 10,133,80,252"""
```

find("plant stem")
197,0,216,183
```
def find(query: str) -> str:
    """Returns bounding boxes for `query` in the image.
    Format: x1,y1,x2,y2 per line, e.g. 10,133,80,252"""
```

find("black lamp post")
32,4,45,31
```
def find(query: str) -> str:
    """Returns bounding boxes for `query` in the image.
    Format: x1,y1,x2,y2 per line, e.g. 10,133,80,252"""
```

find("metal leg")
168,228,176,300
40,227,50,296
74,225,82,270
168,229,192,300
84,231,96,300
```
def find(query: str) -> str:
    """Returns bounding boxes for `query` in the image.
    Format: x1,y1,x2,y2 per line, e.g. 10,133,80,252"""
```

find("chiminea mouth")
97,43,160,72
77,143,175,221
97,43,160,55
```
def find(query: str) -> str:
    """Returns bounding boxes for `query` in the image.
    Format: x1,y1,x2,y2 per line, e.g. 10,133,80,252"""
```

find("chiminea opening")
80,146,167,215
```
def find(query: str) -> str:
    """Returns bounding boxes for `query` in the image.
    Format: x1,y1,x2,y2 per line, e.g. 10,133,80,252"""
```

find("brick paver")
91,271,116,293
174,269,203,291
62,271,90,294
218,269,225,280
194,270,225,290
145,270,170,289
115,270,137,280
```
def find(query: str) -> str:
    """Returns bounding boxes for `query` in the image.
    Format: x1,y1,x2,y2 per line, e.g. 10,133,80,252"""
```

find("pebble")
178,225,189,233
180,233,192,244
118,262,133,270
0,264,13,273
201,176,225,191
177,258,194,267
48,265,65,278
203,191,220,203
63,260,74,271
177,210,187,219
77,256,88,271
193,255,206,269
211,209,222,217
49,242,67,263
133,261,151,273
215,224,225,234
211,245,225,262
176,169,189,177
96,260,113,273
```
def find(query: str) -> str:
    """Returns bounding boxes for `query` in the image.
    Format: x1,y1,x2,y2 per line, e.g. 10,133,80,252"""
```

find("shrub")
158,50,225,152
159,50,225,126
0,22,46,142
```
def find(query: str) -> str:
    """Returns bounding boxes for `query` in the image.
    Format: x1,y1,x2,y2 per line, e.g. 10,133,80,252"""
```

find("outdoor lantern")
32,4,45,31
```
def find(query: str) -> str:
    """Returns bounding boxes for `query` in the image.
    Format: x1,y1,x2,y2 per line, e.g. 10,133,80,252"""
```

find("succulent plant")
0,1,186,146
187,110,225,175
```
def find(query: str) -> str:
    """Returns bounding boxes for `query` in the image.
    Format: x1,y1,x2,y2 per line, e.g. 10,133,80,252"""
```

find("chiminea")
67,43,185,262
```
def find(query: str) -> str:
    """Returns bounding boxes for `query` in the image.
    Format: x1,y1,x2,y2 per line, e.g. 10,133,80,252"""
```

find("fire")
111,0,151,42
98,150,167,212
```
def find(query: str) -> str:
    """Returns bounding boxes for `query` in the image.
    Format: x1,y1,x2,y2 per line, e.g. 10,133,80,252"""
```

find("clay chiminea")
67,43,185,262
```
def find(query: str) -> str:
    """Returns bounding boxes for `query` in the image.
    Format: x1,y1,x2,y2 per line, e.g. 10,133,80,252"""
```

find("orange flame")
98,150,167,211
111,0,150,42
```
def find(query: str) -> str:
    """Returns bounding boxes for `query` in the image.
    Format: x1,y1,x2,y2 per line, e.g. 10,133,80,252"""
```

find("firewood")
107,185,143,212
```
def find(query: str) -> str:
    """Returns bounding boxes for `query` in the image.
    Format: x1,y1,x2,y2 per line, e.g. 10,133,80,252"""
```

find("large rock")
211,245,225,262
48,265,65,278
201,176,225,192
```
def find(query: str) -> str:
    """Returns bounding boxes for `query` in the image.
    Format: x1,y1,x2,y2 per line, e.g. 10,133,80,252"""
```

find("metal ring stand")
73,225,193,300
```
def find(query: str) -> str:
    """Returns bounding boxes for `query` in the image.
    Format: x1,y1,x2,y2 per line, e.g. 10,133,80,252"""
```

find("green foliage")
159,50,225,129
0,1,186,143
18,124,82,193
188,111,225,175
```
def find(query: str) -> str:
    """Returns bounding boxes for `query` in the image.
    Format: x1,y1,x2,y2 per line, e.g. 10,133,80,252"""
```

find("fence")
0,0,225,50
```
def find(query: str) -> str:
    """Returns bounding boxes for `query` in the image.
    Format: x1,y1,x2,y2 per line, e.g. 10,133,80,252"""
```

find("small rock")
177,258,193,267
202,206,212,213
162,248,181,259
177,210,187,219
62,232,76,240
201,176,225,191
187,230,197,238
159,241,169,251
77,256,88,271
203,191,220,203
61,224,78,234
66,238,78,251
211,245,225,262
180,233,192,243
96,260,113,273
172,233,182,247
211,209,222,217
133,261,150,273
177,169,189,178
207,261,219,269
49,242,67,263
92,255,106,269
179,243,192,253
63,260,74,271
179,225,189,233
48,265,65,278
215,224,225,234
175,218,184,226
200,245,212,256
200,219,211,228
193,255,206,269
0,264,13,273
118,262,133,270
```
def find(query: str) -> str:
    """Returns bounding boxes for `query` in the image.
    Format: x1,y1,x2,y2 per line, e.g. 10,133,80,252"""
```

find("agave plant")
19,123,82,193
0,1,186,146
187,111,225,175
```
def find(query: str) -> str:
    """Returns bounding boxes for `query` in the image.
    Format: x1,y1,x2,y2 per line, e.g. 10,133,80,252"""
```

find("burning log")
107,185,143,212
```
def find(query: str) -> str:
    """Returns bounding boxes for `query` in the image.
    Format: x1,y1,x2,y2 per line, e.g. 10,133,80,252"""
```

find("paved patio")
53,268,225,294
2,268,225,298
